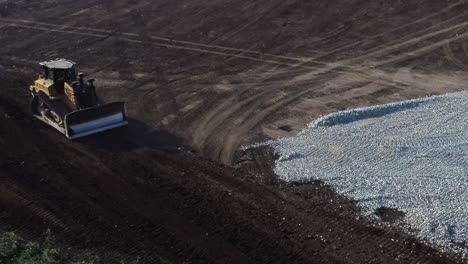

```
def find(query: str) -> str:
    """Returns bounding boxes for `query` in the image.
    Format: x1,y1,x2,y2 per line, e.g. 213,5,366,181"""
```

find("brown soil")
0,0,467,263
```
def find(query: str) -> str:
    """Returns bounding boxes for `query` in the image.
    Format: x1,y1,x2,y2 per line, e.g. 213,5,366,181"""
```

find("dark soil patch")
375,206,406,223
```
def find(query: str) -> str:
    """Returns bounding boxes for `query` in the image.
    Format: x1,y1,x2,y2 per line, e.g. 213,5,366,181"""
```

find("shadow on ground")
77,117,187,153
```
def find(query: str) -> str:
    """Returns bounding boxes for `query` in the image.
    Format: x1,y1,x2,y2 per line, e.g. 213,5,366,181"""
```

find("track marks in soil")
1,7,468,165
313,0,467,61
3,11,468,72
186,5,468,162
0,180,68,231
0,18,315,66
443,43,468,70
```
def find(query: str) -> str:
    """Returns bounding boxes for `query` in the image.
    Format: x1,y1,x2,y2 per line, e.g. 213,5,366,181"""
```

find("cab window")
66,68,76,82
47,68,54,80
55,70,66,81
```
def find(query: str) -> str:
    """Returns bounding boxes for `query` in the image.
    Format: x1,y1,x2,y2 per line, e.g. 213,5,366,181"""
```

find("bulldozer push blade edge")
29,59,128,139
64,102,128,139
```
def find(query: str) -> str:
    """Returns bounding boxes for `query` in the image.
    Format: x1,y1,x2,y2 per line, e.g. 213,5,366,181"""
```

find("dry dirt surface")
0,0,467,263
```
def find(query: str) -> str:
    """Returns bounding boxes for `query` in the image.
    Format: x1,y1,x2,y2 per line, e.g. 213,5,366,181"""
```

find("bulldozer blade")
64,102,128,139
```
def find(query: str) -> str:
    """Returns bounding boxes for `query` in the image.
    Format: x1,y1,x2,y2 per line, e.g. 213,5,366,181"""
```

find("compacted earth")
0,0,467,263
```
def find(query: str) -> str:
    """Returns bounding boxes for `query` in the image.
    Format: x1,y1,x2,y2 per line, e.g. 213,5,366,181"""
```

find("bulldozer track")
0,180,68,231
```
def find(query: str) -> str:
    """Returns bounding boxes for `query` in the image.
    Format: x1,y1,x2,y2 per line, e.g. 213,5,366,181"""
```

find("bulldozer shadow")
77,117,187,153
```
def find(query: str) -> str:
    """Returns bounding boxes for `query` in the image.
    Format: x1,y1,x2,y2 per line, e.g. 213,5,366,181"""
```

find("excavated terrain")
0,0,467,263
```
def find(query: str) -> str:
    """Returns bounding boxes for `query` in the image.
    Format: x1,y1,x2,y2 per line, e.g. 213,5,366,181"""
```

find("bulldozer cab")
40,59,76,94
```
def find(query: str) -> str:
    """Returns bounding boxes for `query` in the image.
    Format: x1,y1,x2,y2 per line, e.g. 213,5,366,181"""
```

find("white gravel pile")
268,91,468,256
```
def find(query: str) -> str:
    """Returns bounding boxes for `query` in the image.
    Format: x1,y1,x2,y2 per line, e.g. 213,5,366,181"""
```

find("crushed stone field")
265,91,468,257
1,0,468,263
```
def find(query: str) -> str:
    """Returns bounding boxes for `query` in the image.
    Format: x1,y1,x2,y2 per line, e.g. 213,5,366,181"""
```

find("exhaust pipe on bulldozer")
64,102,128,139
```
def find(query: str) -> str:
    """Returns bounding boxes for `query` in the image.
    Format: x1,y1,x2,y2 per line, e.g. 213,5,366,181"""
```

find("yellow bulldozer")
30,59,128,139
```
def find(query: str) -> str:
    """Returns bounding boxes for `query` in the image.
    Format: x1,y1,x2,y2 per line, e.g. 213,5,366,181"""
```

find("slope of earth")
0,0,467,263
0,75,465,263
266,91,468,256
0,0,468,165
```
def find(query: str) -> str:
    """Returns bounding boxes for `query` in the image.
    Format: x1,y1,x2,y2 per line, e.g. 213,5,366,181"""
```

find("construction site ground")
0,0,467,263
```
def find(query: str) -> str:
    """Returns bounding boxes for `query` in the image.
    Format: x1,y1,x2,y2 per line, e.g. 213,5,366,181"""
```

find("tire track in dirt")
213,67,459,164
0,179,68,231
208,78,441,164
2,14,468,165
191,12,468,141
0,141,255,262
333,12,467,63
462,41,468,57
5,11,467,71
374,30,468,67
444,42,468,70
192,54,421,160
0,20,325,72
220,55,468,164
0,18,313,63
1,0,466,67
313,0,467,60
337,17,468,66
191,65,318,150
2,15,466,74
192,68,377,159
213,0,287,42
